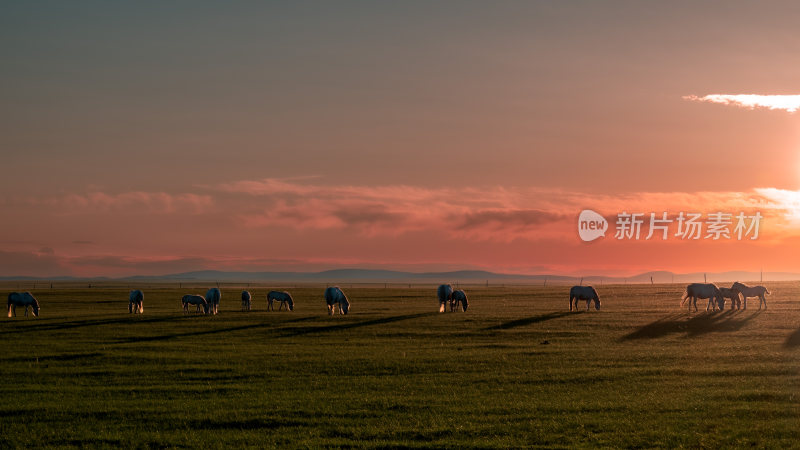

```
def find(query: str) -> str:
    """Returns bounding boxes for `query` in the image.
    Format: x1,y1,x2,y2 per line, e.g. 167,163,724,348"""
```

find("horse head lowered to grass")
8,292,39,318
129,290,144,314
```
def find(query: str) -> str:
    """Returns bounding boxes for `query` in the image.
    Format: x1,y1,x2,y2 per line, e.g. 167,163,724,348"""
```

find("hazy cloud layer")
3,179,800,276
684,94,800,113
217,178,793,239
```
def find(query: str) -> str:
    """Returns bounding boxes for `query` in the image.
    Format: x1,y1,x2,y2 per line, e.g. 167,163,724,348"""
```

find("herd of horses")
180,288,296,315
680,281,770,312
5,281,770,318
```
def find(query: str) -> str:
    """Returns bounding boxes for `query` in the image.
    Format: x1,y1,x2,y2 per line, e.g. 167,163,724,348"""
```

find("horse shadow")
484,311,575,331
619,310,762,341
783,328,800,348
4,352,104,364
113,316,318,344
114,323,273,344
279,312,437,337
0,315,186,336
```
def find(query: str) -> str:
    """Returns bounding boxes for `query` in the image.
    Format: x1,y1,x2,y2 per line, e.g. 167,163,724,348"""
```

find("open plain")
2,282,799,448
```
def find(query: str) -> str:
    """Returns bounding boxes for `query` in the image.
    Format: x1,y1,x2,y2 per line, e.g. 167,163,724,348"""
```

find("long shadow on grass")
114,323,272,343
0,315,190,336
114,316,318,344
620,310,762,341
483,311,575,331
3,352,104,363
279,312,437,337
783,328,800,348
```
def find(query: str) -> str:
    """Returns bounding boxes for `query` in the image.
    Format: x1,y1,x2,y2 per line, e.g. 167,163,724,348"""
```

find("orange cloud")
4,180,800,277
215,178,793,242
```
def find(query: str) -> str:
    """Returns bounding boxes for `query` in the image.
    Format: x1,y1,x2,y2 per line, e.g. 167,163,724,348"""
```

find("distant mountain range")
1,269,795,283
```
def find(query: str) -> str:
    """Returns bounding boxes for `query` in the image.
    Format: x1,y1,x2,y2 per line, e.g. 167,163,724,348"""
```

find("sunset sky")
2,2,800,278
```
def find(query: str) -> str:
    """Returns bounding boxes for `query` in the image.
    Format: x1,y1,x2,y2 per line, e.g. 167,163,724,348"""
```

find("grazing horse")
437,284,453,313
241,290,252,311
324,286,349,315
569,286,600,311
267,291,294,311
8,292,40,318
451,289,469,312
205,288,221,315
731,282,770,310
681,283,724,312
719,287,740,310
129,290,144,314
182,295,208,314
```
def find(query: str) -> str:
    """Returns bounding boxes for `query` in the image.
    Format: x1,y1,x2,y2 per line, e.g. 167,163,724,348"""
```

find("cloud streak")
215,178,797,242
5,179,800,277
683,94,800,113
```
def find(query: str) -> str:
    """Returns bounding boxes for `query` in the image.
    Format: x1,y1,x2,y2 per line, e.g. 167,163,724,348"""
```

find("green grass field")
2,282,799,448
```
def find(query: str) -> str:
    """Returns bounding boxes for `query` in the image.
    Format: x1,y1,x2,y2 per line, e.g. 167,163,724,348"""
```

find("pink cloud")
216,178,789,242
4,179,800,277
35,191,214,214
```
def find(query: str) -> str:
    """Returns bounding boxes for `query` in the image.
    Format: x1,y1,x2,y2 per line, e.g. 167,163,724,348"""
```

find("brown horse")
182,295,208,314
267,291,294,311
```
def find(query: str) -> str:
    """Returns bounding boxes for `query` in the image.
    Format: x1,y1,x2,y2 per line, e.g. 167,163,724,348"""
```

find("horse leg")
586,298,590,311
760,294,766,310
569,297,573,311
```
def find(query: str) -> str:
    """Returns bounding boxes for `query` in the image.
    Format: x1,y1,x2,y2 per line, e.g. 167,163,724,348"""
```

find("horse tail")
680,288,689,306
765,288,771,295
7,294,12,318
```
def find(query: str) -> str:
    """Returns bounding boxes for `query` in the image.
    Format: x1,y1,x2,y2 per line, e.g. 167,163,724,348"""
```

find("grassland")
1,281,799,448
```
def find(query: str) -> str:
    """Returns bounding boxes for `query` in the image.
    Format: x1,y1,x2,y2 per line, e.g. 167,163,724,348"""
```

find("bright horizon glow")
683,94,800,113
